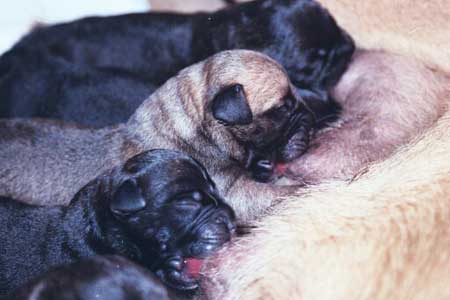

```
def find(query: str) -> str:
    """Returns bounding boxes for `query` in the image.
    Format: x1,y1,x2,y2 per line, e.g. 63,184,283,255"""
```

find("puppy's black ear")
110,180,146,215
212,84,253,126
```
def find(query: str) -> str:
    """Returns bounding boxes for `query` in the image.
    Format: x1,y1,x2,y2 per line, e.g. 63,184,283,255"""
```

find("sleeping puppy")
0,149,236,295
0,0,354,127
0,50,310,222
5,256,171,300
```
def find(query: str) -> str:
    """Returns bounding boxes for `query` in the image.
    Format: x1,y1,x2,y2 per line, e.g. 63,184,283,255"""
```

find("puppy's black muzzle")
154,202,235,291
246,108,315,183
187,207,236,257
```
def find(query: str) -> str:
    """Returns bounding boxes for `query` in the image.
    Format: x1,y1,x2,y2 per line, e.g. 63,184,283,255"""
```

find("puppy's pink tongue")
185,258,203,278
275,163,288,175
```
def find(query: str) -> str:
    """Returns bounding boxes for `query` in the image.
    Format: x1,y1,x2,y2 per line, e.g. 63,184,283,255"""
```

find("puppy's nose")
251,159,275,183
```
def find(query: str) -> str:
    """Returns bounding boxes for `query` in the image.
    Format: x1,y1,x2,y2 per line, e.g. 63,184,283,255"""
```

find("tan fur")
0,50,295,222
203,111,450,300
286,49,450,183
202,50,450,299
148,1,450,298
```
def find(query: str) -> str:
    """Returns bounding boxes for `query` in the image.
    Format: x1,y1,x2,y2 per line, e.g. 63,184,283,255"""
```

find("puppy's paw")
277,109,315,163
280,129,310,162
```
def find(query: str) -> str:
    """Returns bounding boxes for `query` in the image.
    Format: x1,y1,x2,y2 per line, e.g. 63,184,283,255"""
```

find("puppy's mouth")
155,208,236,291
155,235,232,291
155,255,203,291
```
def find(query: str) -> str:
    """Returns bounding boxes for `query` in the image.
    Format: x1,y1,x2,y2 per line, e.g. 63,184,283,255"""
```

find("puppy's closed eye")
173,191,203,210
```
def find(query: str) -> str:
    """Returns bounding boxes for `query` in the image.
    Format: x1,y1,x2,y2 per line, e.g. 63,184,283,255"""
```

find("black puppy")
5,255,171,300
0,0,354,127
0,150,235,295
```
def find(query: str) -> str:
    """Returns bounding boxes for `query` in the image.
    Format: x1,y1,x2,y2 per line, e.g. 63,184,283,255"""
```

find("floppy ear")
212,84,253,126
110,180,147,215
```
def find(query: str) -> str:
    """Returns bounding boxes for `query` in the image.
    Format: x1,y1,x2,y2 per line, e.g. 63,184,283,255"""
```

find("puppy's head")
104,150,236,291
202,50,315,182
226,0,355,110
10,256,171,300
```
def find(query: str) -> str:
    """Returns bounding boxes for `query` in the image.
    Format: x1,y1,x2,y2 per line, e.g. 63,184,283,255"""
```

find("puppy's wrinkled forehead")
204,50,291,114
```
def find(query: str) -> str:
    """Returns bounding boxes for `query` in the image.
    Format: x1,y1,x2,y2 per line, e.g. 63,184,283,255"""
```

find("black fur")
0,150,235,295
0,0,354,127
212,84,253,126
5,256,172,300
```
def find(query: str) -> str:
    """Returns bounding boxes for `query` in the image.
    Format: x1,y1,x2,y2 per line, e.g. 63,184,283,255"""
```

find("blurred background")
0,0,148,54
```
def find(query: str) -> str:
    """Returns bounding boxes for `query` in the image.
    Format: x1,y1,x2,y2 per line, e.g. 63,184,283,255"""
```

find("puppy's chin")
247,160,290,183
154,235,232,291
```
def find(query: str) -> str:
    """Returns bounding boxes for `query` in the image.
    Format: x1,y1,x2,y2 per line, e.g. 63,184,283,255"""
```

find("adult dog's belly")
285,49,448,183
202,109,450,300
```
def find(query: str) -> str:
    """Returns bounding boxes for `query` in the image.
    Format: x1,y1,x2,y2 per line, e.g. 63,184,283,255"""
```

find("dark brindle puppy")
0,150,236,295
0,50,308,222
0,0,354,127
5,256,171,300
